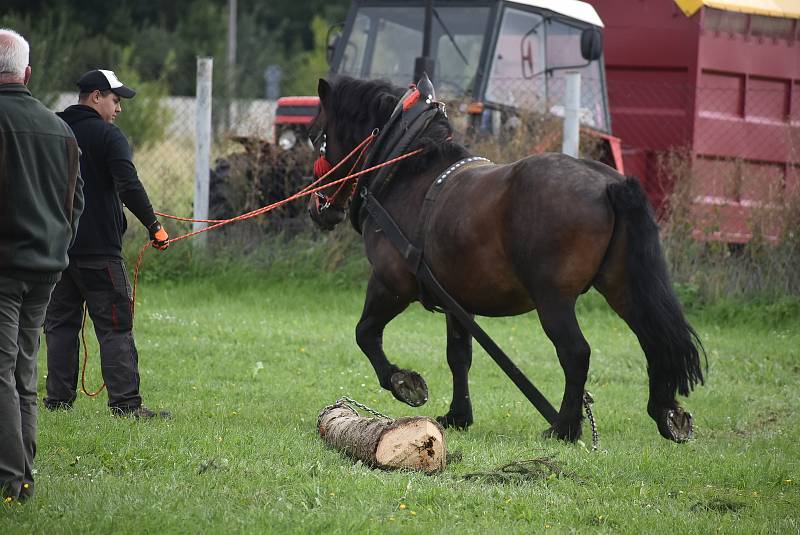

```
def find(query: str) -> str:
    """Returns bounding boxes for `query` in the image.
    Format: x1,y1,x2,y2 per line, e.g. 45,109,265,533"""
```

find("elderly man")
0,28,83,503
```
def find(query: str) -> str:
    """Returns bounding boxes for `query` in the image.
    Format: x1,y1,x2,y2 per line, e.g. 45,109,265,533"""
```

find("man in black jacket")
44,69,170,419
0,28,83,503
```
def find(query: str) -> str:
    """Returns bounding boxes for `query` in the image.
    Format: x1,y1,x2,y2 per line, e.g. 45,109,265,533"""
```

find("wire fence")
606,78,799,244
48,71,798,257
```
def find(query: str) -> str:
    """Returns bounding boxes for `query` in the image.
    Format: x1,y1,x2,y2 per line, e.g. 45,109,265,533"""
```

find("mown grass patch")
2,265,798,533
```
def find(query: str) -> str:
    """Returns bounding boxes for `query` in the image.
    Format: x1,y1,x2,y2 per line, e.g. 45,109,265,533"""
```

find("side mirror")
580,27,603,61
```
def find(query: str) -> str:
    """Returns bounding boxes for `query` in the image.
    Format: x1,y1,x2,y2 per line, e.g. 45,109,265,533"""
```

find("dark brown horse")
308,76,704,443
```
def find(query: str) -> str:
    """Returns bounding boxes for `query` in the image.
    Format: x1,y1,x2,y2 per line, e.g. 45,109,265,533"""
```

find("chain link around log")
337,396,392,420
583,391,599,451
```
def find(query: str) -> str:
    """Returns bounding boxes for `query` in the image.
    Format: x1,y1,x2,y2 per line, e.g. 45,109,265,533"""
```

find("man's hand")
148,221,169,250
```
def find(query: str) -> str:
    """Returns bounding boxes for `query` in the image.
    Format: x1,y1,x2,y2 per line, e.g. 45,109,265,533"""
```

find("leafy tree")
3,0,351,99
283,16,332,96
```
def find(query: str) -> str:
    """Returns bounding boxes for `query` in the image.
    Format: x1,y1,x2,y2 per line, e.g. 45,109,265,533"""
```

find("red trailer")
588,0,799,242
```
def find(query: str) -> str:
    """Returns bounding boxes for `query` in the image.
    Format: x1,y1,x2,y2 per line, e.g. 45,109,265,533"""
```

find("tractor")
209,0,622,223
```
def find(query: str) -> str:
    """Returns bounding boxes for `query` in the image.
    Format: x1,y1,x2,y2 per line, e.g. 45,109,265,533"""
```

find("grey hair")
0,28,30,78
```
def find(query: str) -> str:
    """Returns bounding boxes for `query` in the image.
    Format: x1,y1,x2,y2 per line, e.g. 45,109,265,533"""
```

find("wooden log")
317,403,446,474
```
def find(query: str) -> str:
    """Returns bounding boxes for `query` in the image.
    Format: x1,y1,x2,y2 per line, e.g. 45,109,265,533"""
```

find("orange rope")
79,303,106,397
79,133,424,397
157,147,422,244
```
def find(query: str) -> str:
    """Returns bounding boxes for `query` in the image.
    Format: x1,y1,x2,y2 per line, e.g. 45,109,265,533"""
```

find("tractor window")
546,20,609,131
485,8,547,111
336,6,490,95
433,8,490,98
339,13,371,75
338,8,422,81
371,11,423,83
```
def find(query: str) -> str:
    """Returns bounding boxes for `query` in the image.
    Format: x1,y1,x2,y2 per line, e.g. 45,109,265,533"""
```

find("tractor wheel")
208,153,255,221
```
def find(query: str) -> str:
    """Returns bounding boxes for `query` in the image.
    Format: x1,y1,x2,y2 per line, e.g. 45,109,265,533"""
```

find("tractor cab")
328,0,612,135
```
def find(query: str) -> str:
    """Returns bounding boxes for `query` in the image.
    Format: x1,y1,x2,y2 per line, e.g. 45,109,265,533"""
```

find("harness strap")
412,157,491,311
350,104,441,233
361,190,559,426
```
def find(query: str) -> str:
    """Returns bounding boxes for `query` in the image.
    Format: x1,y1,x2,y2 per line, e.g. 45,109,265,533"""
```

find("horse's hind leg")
536,296,591,443
595,274,695,442
356,273,428,406
596,178,704,442
437,313,474,429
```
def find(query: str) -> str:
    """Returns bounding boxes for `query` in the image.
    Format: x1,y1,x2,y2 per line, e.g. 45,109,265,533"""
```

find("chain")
337,396,393,420
583,391,599,451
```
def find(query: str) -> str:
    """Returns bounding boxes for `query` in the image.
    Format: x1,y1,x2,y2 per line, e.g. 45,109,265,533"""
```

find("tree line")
1,0,350,101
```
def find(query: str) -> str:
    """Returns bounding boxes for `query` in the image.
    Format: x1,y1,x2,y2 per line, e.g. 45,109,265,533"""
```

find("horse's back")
425,153,618,314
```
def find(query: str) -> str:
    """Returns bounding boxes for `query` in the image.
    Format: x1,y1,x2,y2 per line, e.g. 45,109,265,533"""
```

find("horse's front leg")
437,313,474,429
536,297,591,443
356,273,428,406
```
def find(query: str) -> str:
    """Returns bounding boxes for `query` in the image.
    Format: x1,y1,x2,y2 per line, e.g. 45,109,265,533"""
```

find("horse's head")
307,79,356,231
307,77,408,231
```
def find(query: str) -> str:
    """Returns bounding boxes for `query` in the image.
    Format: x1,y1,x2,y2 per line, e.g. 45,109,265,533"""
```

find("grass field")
2,256,798,534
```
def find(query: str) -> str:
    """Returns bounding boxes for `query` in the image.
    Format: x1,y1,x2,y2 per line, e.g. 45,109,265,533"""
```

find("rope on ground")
461,456,567,483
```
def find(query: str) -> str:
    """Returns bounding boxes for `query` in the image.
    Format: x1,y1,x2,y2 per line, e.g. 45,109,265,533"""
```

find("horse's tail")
605,177,705,397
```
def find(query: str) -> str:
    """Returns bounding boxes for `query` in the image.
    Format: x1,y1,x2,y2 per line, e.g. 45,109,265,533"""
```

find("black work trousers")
44,257,141,410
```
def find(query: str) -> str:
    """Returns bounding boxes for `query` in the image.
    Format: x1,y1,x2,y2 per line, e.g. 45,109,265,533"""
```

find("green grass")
2,263,798,533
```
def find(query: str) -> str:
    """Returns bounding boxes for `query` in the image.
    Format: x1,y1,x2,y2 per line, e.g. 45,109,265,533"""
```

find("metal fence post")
194,57,213,244
562,71,581,158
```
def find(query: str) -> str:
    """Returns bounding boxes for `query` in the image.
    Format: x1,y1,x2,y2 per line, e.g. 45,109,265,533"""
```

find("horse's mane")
327,76,470,173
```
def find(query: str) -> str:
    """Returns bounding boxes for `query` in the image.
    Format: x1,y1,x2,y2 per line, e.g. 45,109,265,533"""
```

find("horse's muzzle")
308,202,346,231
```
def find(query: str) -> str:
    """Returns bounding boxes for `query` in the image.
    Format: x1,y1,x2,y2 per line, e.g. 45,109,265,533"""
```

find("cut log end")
318,404,447,474
375,418,446,474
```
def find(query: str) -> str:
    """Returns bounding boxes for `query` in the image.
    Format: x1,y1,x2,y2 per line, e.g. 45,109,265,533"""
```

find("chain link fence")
48,68,798,295
607,78,799,241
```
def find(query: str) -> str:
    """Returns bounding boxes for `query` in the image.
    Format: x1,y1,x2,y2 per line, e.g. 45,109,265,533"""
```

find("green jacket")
0,83,83,283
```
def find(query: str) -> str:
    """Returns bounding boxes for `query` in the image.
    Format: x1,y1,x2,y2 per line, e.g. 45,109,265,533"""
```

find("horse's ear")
318,79,331,105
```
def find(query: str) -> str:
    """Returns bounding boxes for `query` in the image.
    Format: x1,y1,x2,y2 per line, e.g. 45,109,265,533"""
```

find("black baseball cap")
76,69,136,98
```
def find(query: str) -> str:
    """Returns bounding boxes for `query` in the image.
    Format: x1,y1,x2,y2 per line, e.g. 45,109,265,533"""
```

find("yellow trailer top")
674,0,800,19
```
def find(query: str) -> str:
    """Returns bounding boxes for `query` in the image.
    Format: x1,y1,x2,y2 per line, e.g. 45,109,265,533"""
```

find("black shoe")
18,482,33,502
112,405,171,420
43,398,73,411
1,482,32,504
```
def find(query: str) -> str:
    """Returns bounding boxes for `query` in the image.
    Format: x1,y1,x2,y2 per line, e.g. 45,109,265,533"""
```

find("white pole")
562,71,581,158
227,0,237,129
194,57,213,243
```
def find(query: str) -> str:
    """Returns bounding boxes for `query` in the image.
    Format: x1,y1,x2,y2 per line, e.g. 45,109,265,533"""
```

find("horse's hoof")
436,411,473,430
390,369,428,407
657,407,694,443
541,422,582,443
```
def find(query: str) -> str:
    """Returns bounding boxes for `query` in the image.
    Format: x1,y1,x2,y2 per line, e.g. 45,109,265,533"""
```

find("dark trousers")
0,275,54,501
44,258,141,410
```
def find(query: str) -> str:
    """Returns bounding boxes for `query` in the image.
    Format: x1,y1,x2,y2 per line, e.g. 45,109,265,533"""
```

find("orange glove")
148,221,169,250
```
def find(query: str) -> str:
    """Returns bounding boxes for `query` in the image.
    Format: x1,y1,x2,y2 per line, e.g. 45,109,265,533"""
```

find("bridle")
308,78,440,221
310,126,376,216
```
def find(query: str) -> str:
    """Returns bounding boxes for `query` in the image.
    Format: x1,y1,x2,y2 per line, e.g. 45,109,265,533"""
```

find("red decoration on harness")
314,156,333,178
402,85,421,112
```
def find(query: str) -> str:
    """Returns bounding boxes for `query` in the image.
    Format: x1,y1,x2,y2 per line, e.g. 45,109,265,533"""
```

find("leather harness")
348,82,559,426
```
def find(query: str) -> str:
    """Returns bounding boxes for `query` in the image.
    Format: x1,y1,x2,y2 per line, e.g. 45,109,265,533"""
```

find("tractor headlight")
278,130,297,151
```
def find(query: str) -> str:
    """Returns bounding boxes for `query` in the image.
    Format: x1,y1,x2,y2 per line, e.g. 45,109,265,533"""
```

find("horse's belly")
428,258,536,317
